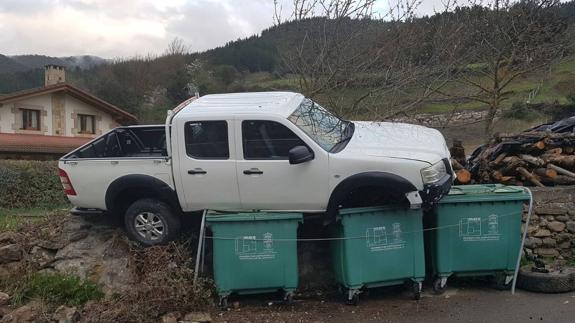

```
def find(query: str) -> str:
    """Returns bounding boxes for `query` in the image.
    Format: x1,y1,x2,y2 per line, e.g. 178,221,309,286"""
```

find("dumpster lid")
206,212,302,222
338,206,420,216
439,184,529,203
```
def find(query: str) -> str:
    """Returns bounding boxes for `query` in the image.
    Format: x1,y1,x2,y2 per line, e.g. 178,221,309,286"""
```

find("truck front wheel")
124,198,181,246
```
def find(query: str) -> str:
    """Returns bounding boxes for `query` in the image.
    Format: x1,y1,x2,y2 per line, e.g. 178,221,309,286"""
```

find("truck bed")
59,126,174,210
64,126,168,159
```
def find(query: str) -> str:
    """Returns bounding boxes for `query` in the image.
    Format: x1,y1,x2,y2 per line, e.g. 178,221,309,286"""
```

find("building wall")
0,92,120,138
0,103,12,133
64,94,119,137
0,95,53,135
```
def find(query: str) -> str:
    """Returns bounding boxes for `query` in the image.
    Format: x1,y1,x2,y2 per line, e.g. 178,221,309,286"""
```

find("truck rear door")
172,117,241,211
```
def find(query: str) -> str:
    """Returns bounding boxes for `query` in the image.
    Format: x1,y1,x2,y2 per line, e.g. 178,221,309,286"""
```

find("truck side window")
185,121,229,159
242,120,306,159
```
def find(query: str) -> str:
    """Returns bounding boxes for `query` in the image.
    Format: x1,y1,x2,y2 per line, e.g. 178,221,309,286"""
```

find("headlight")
421,160,447,184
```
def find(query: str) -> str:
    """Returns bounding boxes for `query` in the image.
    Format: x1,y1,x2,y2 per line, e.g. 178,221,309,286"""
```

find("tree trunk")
484,103,498,141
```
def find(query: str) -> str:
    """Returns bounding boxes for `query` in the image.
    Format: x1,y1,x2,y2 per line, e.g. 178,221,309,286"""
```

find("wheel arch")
105,174,181,216
326,171,418,215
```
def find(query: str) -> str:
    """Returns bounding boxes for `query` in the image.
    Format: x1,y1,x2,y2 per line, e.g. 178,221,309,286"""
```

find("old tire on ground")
124,198,181,246
516,266,575,293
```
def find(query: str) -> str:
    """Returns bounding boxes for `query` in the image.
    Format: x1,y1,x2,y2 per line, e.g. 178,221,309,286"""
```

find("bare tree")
165,37,190,56
437,0,567,139
273,0,456,119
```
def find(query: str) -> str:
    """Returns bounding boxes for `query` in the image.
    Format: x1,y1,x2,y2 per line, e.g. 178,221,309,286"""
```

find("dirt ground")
213,284,575,323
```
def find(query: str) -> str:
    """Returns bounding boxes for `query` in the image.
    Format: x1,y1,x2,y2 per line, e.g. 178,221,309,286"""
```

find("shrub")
0,160,68,208
542,98,575,120
502,102,544,121
84,241,213,322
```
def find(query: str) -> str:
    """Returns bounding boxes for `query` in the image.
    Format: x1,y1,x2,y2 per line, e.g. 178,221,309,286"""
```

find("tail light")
59,168,77,196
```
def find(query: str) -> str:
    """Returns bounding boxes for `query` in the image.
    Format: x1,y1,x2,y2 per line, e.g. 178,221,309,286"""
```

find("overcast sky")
0,0,449,58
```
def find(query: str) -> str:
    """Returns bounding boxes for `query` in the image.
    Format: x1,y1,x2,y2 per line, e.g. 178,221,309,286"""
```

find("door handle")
243,168,263,175
188,169,207,175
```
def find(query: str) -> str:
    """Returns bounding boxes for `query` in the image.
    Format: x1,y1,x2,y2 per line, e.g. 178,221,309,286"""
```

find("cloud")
166,0,275,52
0,0,447,58
0,0,54,14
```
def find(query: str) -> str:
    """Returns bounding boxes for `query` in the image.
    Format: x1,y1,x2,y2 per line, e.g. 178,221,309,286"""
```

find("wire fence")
202,209,525,242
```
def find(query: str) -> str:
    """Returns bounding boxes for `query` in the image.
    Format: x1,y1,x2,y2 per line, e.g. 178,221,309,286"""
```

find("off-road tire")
124,198,181,246
516,266,575,293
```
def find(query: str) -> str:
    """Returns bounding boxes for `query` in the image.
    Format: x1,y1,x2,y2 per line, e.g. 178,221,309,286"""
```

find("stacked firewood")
458,132,575,187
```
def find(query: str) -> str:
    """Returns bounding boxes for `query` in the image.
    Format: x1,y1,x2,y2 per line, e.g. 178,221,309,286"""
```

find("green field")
243,57,575,117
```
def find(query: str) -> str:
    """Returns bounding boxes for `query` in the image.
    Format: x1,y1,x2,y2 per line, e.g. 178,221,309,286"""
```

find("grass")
239,55,575,116
0,206,69,231
243,72,299,90
520,256,534,267
7,272,104,307
554,57,575,74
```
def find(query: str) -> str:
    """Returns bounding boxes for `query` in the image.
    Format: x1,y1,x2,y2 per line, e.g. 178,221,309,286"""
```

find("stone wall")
387,110,499,128
523,187,575,261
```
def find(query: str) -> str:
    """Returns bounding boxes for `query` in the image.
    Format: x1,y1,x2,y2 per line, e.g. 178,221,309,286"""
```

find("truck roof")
175,92,304,118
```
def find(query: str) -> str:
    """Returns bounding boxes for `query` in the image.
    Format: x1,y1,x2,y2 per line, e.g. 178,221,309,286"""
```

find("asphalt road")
214,285,575,323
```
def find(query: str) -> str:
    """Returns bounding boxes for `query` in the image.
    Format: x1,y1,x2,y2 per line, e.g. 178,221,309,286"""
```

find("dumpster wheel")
346,289,361,306
493,273,514,290
432,277,447,295
284,291,294,304
218,296,229,308
347,293,360,306
412,281,422,300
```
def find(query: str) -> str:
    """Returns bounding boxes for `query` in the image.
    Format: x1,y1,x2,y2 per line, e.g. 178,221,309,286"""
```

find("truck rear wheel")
124,198,181,246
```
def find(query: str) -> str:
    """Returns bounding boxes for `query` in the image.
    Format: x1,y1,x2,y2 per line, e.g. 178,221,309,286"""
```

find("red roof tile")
0,133,90,154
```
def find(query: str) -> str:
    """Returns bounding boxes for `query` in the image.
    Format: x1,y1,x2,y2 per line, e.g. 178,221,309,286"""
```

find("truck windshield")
288,98,352,152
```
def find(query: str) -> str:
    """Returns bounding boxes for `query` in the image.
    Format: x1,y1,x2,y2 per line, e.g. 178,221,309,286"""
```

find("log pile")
463,132,575,187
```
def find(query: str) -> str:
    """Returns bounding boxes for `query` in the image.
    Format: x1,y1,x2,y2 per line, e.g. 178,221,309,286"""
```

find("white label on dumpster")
234,233,277,260
459,214,500,242
366,223,405,252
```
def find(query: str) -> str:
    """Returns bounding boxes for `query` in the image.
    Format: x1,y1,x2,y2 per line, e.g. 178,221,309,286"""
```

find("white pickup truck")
59,92,453,245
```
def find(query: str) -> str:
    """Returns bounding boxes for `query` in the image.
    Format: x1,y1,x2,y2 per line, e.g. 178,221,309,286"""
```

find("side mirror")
289,146,314,164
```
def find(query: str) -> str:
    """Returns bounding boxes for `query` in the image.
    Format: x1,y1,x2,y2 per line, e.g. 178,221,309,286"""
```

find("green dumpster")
206,212,302,306
427,184,530,293
332,206,425,304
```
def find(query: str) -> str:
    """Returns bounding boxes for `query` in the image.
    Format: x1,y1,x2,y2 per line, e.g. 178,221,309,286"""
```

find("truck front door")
235,118,329,211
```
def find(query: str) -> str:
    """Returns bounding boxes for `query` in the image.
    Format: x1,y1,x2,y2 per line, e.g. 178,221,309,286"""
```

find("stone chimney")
45,65,66,86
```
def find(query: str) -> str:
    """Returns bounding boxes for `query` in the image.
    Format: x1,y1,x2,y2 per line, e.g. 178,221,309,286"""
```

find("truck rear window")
65,127,167,159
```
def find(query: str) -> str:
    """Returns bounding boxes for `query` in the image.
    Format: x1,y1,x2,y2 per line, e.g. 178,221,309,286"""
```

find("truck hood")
343,121,448,164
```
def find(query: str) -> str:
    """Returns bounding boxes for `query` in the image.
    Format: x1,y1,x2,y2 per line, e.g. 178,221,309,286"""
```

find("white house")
0,65,137,159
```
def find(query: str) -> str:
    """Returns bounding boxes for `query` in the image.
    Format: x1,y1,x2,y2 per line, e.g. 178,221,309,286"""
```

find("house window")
79,114,95,134
21,109,40,130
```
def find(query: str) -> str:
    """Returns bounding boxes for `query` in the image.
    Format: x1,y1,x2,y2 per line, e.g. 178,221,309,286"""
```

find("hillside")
0,54,27,74
0,54,106,79
9,55,107,71
0,55,107,93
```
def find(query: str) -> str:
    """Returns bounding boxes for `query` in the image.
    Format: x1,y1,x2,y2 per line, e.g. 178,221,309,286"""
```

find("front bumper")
420,173,452,205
